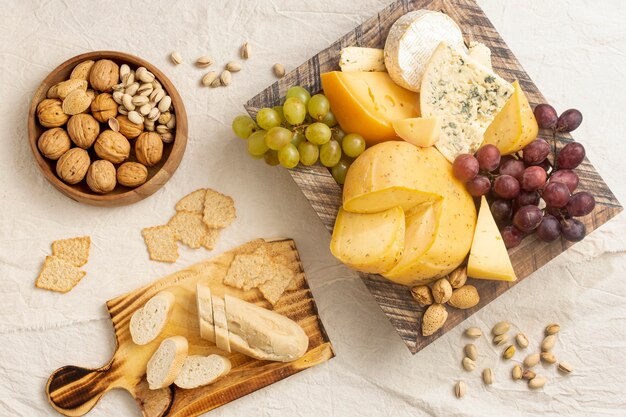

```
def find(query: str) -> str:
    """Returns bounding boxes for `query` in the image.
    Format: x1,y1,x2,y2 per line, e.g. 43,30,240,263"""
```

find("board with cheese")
245,0,622,354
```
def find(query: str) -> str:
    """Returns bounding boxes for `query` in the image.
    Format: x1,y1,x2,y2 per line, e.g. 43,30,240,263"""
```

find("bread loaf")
146,336,188,390
174,354,231,389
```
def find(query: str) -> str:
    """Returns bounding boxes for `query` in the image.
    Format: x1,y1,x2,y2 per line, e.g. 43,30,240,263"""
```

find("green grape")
265,126,293,150
273,106,286,124
332,127,346,144
298,141,319,166
331,160,350,184
291,131,305,148
308,94,330,120
285,86,311,106
264,149,280,166
232,115,256,139
256,108,281,130
278,144,299,169
342,133,366,158
283,97,306,125
247,130,269,156
320,140,342,167
305,122,331,145
321,110,338,127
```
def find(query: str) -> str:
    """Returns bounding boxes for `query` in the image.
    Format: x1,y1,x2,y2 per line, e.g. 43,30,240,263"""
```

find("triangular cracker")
202,189,236,229
168,211,208,249
51,236,91,267
175,189,207,214
36,256,86,293
142,225,179,263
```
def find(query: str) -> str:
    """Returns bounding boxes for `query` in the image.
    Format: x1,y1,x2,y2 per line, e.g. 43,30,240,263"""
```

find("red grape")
534,104,558,130
522,139,551,165
557,142,585,170
521,166,547,191
501,225,525,249
549,169,579,192
476,144,501,172
546,206,570,219
499,158,525,181
493,175,520,199
556,109,583,133
567,191,596,217
516,191,540,207
561,218,586,242
453,154,480,182
543,181,571,208
466,175,491,197
491,199,513,223
513,205,543,232
536,215,561,242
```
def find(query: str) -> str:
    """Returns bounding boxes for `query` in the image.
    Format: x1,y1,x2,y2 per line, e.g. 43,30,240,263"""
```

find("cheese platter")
239,0,623,354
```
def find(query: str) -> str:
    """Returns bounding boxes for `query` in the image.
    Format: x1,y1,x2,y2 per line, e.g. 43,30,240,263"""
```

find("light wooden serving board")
245,0,623,354
46,238,334,417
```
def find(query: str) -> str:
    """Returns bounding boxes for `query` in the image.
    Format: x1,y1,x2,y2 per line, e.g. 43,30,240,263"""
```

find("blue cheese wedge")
420,42,514,162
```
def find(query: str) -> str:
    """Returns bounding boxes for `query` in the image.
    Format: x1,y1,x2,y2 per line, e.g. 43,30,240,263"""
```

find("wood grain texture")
28,51,188,207
245,0,623,353
46,238,334,416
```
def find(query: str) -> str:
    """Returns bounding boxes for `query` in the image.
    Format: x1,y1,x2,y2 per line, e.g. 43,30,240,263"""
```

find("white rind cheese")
339,47,386,72
420,42,514,162
384,10,466,92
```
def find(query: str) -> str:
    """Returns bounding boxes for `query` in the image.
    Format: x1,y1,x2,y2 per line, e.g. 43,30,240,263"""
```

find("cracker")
168,211,208,249
223,252,268,291
202,189,236,229
51,236,91,267
175,189,207,214
258,259,296,306
35,255,87,293
202,227,221,251
141,225,179,263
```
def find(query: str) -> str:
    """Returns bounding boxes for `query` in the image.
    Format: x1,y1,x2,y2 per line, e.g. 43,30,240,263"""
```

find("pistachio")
132,95,149,107
515,333,529,349
125,82,139,96
210,77,222,88
112,91,124,105
528,375,547,389
166,114,176,130
128,110,144,125
464,344,477,361
502,345,516,360
147,107,160,122
454,381,466,399
522,370,536,380
202,71,218,87
541,335,557,352
108,117,120,132
120,64,131,79
122,94,135,111
492,321,510,336
241,42,251,59
139,103,152,116
492,333,508,346
156,124,170,134
196,56,214,68
482,368,493,385
137,83,153,96
410,285,433,307
220,70,232,86
545,323,560,335
540,352,557,364
158,96,172,113
557,362,573,375
122,72,135,87
512,365,523,380
523,353,540,368
447,266,467,288
136,67,155,83
462,356,476,372
273,63,285,78
226,61,242,72
160,132,174,143
170,51,183,65
150,87,165,104
464,327,482,339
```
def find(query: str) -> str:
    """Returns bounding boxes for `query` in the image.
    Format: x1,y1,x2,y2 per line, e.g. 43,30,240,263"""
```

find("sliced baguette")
224,294,309,362
174,354,231,389
130,291,176,345
146,336,188,390
211,295,231,353
196,284,215,342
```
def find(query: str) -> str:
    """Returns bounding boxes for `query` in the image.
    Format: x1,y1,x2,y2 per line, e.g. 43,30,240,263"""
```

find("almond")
410,285,433,307
448,285,480,309
431,278,452,304
421,303,447,336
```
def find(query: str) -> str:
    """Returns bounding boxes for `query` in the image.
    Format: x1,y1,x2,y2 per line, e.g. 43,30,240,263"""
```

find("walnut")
86,160,116,193
89,59,119,92
56,148,90,184
37,99,69,128
38,128,71,160
116,115,143,139
67,114,100,149
94,130,130,164
135,132,163,167
117,162,148,188
91,93,118,122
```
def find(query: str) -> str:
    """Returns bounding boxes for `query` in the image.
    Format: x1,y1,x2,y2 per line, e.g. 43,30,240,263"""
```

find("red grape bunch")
452,104,594,247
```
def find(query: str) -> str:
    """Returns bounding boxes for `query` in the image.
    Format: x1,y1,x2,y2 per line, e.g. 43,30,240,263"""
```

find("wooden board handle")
46,359,125,417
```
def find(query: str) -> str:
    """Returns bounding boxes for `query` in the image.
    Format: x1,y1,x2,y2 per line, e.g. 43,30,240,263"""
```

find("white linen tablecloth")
1,0,625,415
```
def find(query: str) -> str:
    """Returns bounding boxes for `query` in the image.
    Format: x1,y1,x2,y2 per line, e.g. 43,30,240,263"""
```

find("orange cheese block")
321,71,420,145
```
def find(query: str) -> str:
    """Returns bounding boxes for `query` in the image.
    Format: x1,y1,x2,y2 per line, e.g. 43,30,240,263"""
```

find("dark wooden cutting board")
245,0,623,353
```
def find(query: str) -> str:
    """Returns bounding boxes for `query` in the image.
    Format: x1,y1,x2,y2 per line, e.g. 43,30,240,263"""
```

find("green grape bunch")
231,85,367,185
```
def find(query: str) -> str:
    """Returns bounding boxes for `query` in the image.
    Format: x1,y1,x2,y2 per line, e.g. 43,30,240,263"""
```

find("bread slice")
35,255,86,293
130,291,176,345
51,236,91,267
146,336,188,390
141,226,179,263
196,284,215,342
202,189,236,228
174,354,231,389
211,295,231,353
175,189,207,214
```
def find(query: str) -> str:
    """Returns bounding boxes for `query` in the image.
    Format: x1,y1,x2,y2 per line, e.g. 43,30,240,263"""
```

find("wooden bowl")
28,51,188,206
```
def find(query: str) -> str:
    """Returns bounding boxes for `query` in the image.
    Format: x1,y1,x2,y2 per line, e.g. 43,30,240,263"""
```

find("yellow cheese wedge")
330,206,405,274
467,196,517,281
392,117,441,147
483,80,538,155
321,71,420,145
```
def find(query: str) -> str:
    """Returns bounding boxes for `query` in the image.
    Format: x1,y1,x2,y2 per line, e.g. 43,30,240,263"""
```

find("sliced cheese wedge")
211,295,231,353
392,117,441,147
339,47,386,72
467,196,517,281
330,206,405,274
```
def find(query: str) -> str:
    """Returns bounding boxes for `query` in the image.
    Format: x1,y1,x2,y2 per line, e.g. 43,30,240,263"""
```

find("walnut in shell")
117,162,148,188
86,159,116,193
37,99,69,128
94,130,130,164
67,114,100,149
56,148,90,184
116,115,143,139
38,128,71,160
89,59,120,92
91,93,118,122
135,132,163,166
